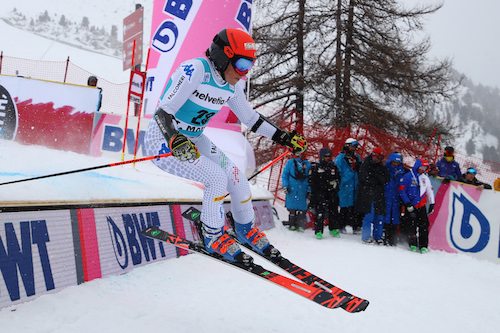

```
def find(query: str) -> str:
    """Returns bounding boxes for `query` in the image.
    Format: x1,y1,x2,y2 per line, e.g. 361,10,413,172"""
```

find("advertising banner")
90,112,150,159
0,75,99,154
429,178,500,264
0,201,273,309
91,205,180,279
143,0,253,116
0,210,79,309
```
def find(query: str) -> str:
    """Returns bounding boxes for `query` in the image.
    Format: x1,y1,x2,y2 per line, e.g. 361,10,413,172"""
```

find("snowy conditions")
0,140,499,333
0,1,500,330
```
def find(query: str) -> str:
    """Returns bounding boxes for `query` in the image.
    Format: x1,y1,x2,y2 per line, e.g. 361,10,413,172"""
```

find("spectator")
308,147,342,239
428,163,439,178
383,152,406,246
334,138,363,234
494,177,500,191
282,151,311,231
87,75,102,111
458,168,492,190
436,146,461,183
356,148,390,244
398,159,436,253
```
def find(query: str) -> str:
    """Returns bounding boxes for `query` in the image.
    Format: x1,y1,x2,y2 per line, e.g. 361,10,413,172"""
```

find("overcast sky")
412,0,500,88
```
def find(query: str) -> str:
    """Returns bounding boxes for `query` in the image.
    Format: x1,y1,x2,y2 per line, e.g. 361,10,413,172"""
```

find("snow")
0,140,271,204
1,140,500,332
0,0,153,83
1,1,500,331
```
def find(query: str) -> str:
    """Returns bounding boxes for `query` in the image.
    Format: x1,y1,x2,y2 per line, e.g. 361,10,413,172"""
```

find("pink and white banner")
428,178,500,264
143,0,253,117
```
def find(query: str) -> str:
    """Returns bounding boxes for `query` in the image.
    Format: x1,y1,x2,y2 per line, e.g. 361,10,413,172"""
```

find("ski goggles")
467,168,477,174
349,141,360,147
231,56,255,75
429,165,439,171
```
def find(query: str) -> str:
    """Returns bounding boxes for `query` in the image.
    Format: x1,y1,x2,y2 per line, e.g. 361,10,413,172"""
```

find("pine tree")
251,0,460,141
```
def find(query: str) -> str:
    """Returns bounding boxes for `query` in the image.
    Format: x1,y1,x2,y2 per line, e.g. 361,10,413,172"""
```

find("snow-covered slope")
0,0,153,83
0,199,499,333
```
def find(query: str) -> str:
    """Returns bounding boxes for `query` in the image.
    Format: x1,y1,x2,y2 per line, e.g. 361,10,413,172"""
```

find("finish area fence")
246,109,500,202
0,53,128,115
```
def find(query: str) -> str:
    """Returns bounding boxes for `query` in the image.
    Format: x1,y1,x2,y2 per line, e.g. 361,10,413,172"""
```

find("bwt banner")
0,75,99,154
143,0,253,116
0,201,274,309
90,112,150,159
429,177,500,264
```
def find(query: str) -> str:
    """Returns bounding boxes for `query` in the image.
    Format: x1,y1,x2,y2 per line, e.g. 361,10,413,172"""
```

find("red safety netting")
0,53,128,115
246,109,500,203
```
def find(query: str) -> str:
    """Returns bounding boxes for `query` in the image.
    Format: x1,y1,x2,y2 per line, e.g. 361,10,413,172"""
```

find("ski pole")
0,153,172,186
223,149,291,199
248,149,292,182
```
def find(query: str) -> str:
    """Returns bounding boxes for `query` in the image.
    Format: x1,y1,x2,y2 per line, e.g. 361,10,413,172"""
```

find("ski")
140,225,350,310
181,206,369,313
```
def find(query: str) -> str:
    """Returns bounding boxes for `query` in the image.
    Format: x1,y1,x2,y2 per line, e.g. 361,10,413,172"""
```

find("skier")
308,147,342,239
382,152,406,246
436,146,462,183
282,151,311,231
144,28,307,262
334,138,363,234
398,159,436,253
356,148,390,244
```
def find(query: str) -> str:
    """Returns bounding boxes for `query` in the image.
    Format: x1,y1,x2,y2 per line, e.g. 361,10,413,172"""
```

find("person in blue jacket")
398,158,436,253
282,151,311,231
383,152,407,246
436,146,462,183
334,138,363,234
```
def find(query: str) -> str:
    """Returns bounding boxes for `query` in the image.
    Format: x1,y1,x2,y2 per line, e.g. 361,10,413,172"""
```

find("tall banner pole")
132,70,147,167
121,40,136,161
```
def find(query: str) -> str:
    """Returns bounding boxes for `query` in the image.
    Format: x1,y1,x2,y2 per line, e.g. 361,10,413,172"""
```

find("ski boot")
316,232,323,239
203,224,247,263
410,245,418,252
420,247,428,254
234,221,280,258
329,229,340,237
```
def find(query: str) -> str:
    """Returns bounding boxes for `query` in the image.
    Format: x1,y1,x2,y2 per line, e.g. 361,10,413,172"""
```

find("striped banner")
143,0,253,116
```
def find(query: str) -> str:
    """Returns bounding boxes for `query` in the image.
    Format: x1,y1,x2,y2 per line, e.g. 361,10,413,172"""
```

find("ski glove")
169,133,200,162
443,176,451,184
283,187,290,194
405,204,415,213
273,129,307,155
428,204,435,215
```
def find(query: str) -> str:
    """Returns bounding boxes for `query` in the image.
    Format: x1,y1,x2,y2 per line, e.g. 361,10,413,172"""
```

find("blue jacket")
334,152,361,207
282,156,311,211
383,153,406,225
398,159,431,208
436,157,462,180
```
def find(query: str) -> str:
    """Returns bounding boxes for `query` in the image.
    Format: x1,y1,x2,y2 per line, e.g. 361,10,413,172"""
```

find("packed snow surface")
0,141,499,332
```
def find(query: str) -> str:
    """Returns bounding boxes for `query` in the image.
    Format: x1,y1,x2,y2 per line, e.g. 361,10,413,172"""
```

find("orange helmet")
206,28,257,76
